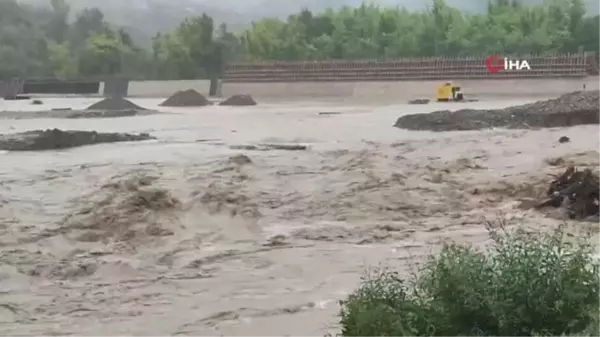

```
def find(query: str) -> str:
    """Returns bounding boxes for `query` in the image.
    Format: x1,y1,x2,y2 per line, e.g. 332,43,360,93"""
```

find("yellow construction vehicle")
436,82,464,102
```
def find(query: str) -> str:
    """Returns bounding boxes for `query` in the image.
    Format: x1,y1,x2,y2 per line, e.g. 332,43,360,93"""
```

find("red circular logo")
485,55,503,73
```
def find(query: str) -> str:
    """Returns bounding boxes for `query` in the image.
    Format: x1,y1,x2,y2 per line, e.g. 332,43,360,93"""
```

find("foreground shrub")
340,225,599,336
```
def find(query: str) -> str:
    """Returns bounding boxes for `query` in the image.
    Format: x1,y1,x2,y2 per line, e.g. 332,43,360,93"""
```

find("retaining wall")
221,77,599,102
122,77,599,102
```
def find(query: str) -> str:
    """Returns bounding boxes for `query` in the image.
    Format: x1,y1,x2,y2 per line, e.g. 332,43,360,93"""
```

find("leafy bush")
339,224,599,336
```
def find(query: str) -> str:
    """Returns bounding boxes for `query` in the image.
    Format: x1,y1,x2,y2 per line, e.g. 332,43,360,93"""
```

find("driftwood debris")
408,98,430,105
535,166,599,220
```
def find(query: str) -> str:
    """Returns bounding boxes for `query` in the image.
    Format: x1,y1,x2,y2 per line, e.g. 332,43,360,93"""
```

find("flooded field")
0,97,598,335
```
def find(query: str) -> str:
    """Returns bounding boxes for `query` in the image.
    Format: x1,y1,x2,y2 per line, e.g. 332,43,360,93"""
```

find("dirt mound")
219,94,257,106
86,97,146,111
0,129,155,151
60,175,181,242
394,90,599,131
160,89,211,107
534,166,599,220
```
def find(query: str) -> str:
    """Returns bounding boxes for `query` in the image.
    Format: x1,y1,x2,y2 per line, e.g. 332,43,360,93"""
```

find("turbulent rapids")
0,92,598,335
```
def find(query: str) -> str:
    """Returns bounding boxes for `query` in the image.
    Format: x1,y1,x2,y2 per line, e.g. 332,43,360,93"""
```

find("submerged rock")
219,94,257,106
559,136,570,143
0,129,155,151
408,98,430,105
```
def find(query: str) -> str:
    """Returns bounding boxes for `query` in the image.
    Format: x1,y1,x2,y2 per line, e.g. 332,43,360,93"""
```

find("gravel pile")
160,89,211,107
86,98,146,111
394,91,599,131
219,94,257,106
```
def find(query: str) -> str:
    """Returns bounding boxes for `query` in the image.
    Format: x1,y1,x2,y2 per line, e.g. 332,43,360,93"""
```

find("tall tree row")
0,0,148,79
0,0,598,80
240,0,598,60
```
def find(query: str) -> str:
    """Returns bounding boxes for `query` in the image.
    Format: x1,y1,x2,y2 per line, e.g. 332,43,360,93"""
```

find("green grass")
339,224,599,336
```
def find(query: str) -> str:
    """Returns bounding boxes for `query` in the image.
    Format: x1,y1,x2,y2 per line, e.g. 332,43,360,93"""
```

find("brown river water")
0,97,598,335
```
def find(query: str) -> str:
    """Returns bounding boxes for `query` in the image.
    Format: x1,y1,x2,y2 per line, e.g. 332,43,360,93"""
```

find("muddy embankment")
0,129,154,151
395,91,600,131
0,98,157,150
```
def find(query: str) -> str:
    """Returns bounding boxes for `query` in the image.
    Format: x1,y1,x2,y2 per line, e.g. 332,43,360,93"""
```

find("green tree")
47,41,77,78
77,33,123,77
46,0,69,43
69,8,108,49
0,0,598,80
240,0,599,61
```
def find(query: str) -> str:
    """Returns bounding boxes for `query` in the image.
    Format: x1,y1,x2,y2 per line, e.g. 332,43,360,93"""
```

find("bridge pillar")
1,79,24,100
103,78,130,98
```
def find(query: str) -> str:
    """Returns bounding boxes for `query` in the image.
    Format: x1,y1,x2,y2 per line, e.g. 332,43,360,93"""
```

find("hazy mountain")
200,0,488,19
18,0,599,44
18,0,248,45
193,0,598,20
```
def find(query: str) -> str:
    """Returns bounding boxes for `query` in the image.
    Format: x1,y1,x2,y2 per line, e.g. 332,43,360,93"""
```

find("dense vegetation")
340,224,599,336
0,0,598,80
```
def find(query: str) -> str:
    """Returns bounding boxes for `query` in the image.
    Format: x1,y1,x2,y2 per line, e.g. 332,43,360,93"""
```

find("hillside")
17,0,248,45
198,0,599,19
17,0,600,45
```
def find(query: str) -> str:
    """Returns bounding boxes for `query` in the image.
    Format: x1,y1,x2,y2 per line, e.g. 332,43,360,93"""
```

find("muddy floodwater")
0,97,598,335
